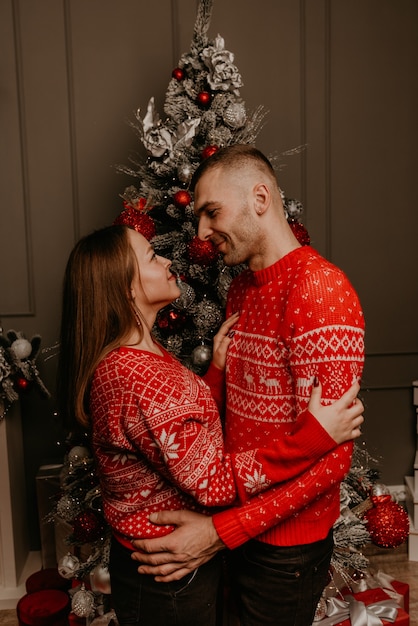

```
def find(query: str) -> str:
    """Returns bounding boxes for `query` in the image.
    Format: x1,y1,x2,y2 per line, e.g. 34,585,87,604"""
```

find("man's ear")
253,182,270,215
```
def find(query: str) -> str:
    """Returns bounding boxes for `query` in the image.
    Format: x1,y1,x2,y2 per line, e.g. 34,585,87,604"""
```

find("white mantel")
0,402,41,609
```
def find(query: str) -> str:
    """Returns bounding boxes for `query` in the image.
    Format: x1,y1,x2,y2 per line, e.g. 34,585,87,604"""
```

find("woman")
57,224,363,626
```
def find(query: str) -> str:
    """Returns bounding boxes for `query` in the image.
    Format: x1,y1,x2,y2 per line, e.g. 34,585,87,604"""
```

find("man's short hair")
190,144,277,190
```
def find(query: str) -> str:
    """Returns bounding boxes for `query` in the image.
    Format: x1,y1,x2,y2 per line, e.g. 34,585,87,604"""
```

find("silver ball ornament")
11,338,32,360
90,565,112,595
194,298,223,335
56,493,82,522
58,552,80,579
191,344,212,366
223,102,247,129
67,445,91,464
71,583,96,617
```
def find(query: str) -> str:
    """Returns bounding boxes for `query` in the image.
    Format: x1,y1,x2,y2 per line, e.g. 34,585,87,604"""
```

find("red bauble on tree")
15,376,30,392
196,91,212,108
201,145,219,160
114,206,156,241
72,509,105,544
364,500,410,548
172,67,185,81
173,190,192,209
288,219,311,246
157,309,187,332
187,236,219,266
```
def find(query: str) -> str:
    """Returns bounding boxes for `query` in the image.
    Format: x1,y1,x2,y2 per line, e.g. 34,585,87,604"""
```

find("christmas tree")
113,0,307,374
52,1,409,621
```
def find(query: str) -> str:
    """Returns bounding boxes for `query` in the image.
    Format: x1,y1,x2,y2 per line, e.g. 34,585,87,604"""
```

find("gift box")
389,580,409,613
340,573,409,614
25,567,71,594
16,589,70,626
318,588,409,626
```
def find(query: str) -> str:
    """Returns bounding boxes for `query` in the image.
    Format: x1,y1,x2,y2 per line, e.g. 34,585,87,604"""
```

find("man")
131,145,365,625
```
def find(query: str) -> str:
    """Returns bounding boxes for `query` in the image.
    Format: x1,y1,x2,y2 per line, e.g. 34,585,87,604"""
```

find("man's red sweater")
213,245,365,549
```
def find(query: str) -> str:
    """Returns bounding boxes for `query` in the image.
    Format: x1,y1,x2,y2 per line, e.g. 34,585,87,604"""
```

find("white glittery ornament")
58,552,80,579
194,298,223,335
56,493,82,522
223,102,247,129
191,344,212,366
90,565,112,595
11,338,32,360
68,445,91,463
72,583,96,617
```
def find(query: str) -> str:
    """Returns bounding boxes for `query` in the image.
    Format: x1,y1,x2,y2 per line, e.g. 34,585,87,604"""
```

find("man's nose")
197,216,212,241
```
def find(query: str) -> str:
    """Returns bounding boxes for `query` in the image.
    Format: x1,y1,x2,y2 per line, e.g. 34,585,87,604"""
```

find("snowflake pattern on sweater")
213,246,365,549
90,348,235,540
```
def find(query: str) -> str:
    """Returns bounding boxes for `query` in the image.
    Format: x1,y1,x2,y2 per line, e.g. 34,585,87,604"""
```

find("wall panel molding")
0,0,34,316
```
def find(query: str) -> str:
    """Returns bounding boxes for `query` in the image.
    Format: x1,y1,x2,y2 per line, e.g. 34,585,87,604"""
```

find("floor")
0,544,416,625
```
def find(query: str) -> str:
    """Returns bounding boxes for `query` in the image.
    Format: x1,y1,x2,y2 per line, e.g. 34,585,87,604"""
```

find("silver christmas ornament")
223,102,247,129
56,493,82,522
68,445,91,464
72,583,96,617
90,565,112,595
194,298,223,335
10,338,32,360
191,344,212,366
58,552,80,579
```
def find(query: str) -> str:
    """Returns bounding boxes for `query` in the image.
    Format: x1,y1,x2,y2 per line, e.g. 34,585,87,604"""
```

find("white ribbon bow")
315,595,398,626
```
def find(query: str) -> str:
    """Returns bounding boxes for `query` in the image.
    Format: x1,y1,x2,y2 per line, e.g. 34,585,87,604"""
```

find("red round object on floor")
25,568,71,594
17,589,70,626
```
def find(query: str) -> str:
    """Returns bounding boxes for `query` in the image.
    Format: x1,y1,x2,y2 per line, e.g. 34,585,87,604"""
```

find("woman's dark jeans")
229,530,333,626
109,536,223,625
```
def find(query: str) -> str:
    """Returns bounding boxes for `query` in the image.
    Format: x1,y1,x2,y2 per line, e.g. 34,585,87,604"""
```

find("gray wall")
1,0,417,549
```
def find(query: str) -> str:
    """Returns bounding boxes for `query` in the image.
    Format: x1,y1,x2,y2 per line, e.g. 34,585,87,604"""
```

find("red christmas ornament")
172,67,185,81
157,309,187,332
15,376,30,392
187,236,219,266
288,219,311,246
173,190,192,209
201,145,219,160
122,197,148,211
371,493,392,506
114,207,156,241
364,500,410,548
196,91,212,108
72,509,105,544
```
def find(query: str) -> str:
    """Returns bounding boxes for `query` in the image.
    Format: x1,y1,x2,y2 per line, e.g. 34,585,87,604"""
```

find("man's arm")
131,441,353,581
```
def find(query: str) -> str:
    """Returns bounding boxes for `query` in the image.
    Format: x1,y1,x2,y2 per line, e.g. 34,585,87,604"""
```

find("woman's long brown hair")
56,225,140,429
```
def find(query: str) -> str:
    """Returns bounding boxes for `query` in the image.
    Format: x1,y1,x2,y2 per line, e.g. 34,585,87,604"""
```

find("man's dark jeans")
109,536,223,625
229,530,333,626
